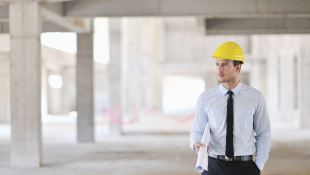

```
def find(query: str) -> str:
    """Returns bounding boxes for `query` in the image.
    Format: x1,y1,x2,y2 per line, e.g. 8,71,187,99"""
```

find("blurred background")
1,1,310,175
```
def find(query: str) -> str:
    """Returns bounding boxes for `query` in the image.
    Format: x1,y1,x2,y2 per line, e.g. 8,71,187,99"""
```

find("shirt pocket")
235,110,253,128
208,109,226,128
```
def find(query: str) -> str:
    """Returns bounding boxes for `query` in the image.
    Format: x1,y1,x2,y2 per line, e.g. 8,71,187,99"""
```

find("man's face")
216,60,239,83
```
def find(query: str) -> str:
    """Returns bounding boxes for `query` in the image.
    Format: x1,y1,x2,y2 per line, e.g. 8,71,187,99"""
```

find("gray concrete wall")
0,58,10,123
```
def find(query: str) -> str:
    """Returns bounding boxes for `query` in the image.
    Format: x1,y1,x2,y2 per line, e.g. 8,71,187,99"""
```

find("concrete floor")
1,118,310,175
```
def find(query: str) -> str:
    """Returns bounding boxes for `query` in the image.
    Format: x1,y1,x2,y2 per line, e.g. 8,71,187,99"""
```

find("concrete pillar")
279,47,295,121
41,62,48,118
121,18,142,121
299,36,310,128
140,18,156,110
0,57,10,123
266,36,279,118
153,18,165,111
9,2,42,167
47,69,62,115
108,18,122,134
250,59,261,90
76,33,94,142
121,18,157,122
0,36,10,123
61,67,76,114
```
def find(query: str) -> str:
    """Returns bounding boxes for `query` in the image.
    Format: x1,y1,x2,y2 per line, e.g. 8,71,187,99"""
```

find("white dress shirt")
190,82,271,171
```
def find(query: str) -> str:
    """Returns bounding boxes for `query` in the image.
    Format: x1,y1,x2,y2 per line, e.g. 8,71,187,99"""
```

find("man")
190,42,271,175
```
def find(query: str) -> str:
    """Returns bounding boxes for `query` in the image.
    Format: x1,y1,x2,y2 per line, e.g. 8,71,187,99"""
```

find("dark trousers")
202,156,260,175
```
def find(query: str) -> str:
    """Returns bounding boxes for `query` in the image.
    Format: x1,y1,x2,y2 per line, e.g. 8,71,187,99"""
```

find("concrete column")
108,18,122,134
0,57,10,123
76,33,94,142
153,18,165,111
0,35,10,123
41,62,48,118
140,18,156,110
299,36,310,128
121,18,157,122
250,59,261,90
47,69,62,115
121,18,142,121
9,2,42,167
266,36,279,118
279,47,295,121
61,67,75,114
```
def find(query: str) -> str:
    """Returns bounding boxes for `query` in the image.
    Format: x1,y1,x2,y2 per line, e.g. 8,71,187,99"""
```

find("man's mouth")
218,74,224,77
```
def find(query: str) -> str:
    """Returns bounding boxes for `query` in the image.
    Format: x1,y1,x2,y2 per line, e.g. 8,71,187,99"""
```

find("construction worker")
190,42,271,175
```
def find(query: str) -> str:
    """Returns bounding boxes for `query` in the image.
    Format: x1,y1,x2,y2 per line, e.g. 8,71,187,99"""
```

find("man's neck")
221,79,240,90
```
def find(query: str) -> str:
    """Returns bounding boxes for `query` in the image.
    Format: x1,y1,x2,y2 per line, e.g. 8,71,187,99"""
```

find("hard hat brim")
211,56,244,64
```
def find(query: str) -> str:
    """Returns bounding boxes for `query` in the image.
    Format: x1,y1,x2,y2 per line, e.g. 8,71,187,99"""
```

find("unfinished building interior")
0,0,310,175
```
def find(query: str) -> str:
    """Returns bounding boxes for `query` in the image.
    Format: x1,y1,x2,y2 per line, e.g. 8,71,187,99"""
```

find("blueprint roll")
195,122,211,173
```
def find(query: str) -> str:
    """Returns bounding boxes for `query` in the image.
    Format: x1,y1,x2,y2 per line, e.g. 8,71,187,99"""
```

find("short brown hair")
233,60,243,67
233,60,242,73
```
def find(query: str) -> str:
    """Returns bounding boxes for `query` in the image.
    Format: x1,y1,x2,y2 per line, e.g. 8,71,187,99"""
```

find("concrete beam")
42,21,72,32
0,5,9,19
41,2,64,15
0,21,75,33
206,18,310,34
0,19,90,34
0,3,90,33
42,45,75,67
42,7,91,33
64,0,310,17
0,0,75,3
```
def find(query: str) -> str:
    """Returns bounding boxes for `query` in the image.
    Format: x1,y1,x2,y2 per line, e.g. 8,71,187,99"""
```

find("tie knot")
227,91,234,96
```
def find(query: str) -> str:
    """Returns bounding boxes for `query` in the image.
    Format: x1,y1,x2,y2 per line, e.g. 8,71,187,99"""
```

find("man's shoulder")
240,83,262,99
199,85,221,99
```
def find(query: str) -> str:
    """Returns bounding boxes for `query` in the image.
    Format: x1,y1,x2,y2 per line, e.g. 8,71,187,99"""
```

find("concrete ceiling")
62,0,310,17
0,0,310,34
206,18,310,35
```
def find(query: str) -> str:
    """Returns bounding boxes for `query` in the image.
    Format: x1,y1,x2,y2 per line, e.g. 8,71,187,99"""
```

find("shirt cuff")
190,142,195,151
255,159,265,172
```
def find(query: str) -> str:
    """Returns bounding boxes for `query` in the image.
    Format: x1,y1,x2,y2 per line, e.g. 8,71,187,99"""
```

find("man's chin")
219,79,227,83
218,78,224,83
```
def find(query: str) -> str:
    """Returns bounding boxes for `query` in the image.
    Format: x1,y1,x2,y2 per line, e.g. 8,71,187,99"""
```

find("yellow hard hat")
211,42,244,64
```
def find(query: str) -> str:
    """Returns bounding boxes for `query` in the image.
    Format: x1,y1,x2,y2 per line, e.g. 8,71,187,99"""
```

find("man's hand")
194,142,209,155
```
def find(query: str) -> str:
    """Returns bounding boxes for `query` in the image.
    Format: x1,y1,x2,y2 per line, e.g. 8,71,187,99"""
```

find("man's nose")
218,65,223,71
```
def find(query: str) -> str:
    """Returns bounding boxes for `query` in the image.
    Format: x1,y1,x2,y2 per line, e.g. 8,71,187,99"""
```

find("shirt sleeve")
253,93,272,171
190,94,208,151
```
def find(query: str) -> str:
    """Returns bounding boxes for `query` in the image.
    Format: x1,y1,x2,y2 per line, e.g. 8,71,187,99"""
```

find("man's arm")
190,94,208,151
253,93,272,172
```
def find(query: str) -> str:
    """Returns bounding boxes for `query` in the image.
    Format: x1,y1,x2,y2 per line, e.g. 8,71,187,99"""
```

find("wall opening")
162,75,205,115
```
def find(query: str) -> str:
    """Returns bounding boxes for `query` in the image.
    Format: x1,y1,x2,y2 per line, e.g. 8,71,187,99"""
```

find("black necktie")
226,91,234,159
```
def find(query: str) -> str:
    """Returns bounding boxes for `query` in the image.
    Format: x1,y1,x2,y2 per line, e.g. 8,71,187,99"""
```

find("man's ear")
236,64,241,73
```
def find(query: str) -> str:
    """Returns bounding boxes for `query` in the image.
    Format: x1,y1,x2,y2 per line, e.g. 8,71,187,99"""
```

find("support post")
279,47,295,121
76,33,94,142
9,1,42,167
299,36,310,128
0,53,10,123
108,18,122,135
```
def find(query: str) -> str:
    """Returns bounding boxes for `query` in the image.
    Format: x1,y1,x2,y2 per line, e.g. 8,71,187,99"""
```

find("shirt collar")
219,81,242,96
